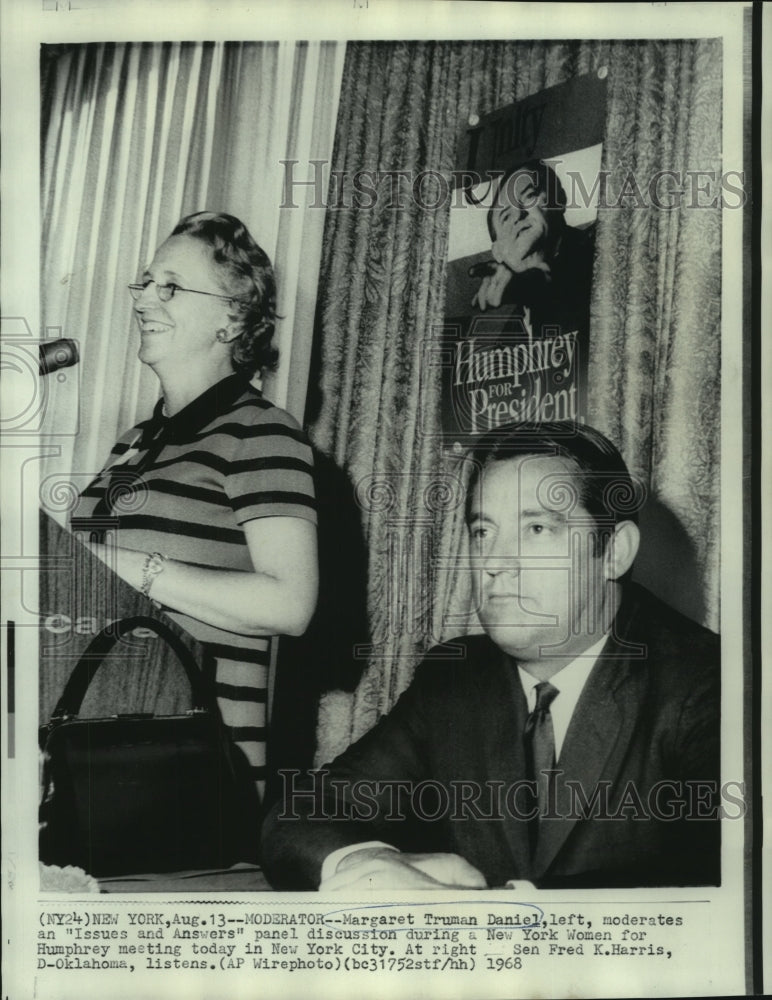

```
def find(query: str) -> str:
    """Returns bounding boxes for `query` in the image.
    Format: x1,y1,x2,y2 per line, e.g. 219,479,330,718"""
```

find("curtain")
589,40,722,630
40,40,345,504
311,40,722,764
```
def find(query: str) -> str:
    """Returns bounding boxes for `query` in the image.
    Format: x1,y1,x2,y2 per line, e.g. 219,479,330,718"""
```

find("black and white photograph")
0,2,765,998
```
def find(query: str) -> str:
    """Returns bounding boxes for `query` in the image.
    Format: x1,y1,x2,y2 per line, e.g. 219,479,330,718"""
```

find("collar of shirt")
144,372,257,447
517,633,609,761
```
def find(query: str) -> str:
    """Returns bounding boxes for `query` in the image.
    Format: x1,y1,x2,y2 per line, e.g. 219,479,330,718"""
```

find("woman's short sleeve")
224,404,317,526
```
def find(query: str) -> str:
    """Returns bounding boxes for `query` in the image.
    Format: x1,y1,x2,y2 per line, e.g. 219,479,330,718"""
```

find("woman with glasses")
70,211,318,805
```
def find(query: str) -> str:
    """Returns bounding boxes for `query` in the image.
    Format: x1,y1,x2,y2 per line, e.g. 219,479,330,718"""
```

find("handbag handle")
50,615,212,720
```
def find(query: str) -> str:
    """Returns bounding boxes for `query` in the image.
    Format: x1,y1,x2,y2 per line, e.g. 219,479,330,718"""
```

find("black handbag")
39,615,261,878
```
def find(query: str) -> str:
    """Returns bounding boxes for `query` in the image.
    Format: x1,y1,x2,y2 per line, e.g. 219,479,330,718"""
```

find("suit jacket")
262,583,720,889
499,222,595,335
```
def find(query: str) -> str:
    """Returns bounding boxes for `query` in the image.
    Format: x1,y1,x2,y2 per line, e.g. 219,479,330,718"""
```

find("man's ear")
603,521,640,580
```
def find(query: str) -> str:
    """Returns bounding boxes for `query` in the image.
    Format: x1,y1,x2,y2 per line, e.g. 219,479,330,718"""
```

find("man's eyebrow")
509,180,537,201
499,192,537,215
520,508,565,521
466,511,494,525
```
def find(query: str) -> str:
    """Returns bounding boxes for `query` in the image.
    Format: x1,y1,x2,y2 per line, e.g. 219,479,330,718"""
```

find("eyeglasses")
128,280,243,305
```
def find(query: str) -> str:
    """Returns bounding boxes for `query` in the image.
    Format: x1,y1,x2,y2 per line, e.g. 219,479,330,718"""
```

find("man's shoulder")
618,582,719,684
561,221,596,259
623,582,717,641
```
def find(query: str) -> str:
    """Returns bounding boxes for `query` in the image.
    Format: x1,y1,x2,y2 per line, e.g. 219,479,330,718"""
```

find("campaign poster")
442,71,606,447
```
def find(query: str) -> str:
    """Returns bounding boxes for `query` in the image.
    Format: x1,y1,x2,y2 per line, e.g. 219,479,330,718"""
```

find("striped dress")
70,373,317,793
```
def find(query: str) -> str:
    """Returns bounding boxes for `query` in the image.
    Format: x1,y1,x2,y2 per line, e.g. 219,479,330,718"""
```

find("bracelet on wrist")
140,551,166,599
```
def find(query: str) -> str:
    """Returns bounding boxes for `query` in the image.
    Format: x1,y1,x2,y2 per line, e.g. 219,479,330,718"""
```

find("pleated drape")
589,40,722,629
311,39,722,764
40,40,345,501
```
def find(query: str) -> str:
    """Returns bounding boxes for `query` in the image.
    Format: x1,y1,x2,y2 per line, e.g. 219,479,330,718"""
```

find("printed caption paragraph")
36,899,692,976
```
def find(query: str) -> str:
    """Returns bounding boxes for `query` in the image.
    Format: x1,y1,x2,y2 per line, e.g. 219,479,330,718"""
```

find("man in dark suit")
262,422,720,890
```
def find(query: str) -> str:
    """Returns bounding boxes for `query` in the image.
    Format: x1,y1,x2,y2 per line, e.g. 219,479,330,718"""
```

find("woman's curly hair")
171,211,278,376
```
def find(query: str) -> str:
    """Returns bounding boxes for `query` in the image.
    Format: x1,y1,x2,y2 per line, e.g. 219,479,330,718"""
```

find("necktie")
523,681,559,848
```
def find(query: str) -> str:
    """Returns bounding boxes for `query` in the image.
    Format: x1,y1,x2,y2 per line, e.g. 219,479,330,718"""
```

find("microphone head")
39,339,79,375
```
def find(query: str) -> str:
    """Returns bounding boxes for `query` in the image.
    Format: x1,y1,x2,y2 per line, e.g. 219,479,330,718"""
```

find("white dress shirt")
517,632,609,761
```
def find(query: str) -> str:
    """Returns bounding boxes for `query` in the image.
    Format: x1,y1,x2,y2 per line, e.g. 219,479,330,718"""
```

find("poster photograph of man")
0,3,764,1000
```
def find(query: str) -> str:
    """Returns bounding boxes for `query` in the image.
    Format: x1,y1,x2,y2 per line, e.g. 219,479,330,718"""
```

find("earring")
216,329,229,343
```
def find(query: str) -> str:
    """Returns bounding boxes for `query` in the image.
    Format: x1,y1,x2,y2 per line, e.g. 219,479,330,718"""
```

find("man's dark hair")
466,421,643,557
487,159,567,242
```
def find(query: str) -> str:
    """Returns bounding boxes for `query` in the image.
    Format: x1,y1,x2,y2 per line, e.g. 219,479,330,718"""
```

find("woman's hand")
84,516,318,637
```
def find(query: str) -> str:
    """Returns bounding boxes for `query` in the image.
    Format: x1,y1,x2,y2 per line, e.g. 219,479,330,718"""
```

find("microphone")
39,339,79,376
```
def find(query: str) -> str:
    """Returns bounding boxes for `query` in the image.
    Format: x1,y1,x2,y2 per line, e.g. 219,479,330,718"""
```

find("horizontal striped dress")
70,373,317,793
